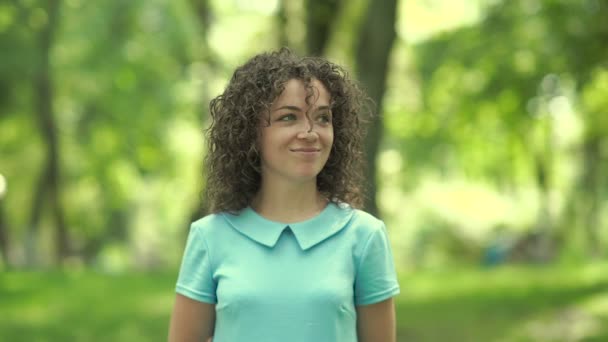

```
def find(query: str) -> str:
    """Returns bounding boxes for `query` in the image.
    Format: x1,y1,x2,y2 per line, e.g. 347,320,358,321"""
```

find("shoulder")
327,203,388,249
345,206,386,237
190,212,235,238
349,207,383,227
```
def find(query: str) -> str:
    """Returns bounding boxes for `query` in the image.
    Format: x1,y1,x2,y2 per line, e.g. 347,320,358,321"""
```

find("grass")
0,271,175,341
395,263,608,341
1,263,607,341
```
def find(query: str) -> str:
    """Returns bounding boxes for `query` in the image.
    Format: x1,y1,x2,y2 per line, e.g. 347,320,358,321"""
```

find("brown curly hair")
203,48,371,214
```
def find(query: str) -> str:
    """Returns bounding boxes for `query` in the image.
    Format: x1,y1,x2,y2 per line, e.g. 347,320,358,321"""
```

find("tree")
27,0,70,264
410,0,608,259
305,0,342,56
0,199,8,267
354,0,398,216
187,0,217,223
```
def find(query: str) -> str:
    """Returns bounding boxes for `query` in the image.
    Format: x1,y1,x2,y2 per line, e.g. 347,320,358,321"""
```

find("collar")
222,202,354,250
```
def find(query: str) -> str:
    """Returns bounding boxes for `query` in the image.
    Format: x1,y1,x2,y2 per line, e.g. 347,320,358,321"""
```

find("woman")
168,48,400,342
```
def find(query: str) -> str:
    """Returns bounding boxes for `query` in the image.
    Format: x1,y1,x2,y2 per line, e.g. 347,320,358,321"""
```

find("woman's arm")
168,293,216,342
356,297,397,342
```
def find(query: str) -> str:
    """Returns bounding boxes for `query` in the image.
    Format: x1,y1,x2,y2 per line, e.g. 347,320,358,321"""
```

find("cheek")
325,129,334,146
258,134,273,157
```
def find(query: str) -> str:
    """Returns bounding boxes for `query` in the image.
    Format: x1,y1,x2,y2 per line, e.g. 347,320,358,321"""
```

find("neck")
252,179,327,223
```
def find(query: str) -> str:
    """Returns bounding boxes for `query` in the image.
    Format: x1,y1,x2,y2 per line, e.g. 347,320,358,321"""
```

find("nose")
296,116,318,141
298,113,319,142
296,129,319,141
303,115,314,132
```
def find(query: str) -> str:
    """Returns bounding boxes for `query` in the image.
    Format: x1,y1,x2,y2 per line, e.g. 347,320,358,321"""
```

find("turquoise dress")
176,202,400,342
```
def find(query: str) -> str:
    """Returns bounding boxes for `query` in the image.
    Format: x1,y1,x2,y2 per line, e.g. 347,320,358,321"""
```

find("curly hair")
203,48,371,214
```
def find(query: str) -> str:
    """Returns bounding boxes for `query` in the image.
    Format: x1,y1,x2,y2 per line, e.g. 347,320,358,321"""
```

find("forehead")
271,78,330,108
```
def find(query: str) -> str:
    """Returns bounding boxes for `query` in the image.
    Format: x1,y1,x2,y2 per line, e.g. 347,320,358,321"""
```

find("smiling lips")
291,147,321,153
290,148,322,158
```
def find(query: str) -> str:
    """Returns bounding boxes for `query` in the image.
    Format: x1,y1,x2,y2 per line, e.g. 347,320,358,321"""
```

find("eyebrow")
274,105,302,112
273,105,331,112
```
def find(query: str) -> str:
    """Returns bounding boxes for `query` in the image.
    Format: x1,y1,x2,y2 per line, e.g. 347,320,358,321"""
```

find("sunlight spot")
549,96,572,117
0,174,6,199
581,263,608,284
209,15,276,67
398,0,482,43
379,187,405,215
98,244,131,273
235,0,278,15
549,95,583,147
379,149,403,175
582,292,608,317
18,306,51,325
414,179,525,241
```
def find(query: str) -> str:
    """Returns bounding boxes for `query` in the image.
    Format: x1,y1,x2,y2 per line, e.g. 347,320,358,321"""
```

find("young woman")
168,48,400,342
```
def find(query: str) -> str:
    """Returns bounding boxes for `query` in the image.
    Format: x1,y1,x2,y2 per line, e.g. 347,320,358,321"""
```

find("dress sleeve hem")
355,285,400,306
176,284,217,304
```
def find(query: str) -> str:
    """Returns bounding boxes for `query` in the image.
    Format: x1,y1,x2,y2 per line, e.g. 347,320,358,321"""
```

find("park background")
1,0,607,340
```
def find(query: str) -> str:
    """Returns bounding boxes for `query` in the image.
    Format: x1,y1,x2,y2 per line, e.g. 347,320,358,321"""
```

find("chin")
291,169,322,181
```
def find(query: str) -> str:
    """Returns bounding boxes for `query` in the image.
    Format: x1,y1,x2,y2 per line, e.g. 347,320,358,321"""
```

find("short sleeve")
354,223,400,306
175,224,217,303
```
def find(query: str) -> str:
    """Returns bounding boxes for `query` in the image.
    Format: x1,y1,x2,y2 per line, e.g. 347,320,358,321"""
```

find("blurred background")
1,0,607,340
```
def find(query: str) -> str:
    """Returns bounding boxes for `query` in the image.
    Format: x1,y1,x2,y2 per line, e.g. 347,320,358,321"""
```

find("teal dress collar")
222,202,354,251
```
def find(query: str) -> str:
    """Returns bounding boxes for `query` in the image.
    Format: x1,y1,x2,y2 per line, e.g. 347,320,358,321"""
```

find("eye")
316,112,332,124
277,113,297,122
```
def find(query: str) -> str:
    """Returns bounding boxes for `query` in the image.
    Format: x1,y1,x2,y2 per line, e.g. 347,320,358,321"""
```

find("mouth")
290,148,321,153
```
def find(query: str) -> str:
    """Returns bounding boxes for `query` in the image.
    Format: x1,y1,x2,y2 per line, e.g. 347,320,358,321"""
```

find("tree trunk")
533,151,554,262
26,164,47,266
354,0,398,217
277,0,289,48
305,0,341,56
29,0,69,265
531,114,556,262
189,0,214,224
190,0,211,44
581,137,601,257
0,199,9,267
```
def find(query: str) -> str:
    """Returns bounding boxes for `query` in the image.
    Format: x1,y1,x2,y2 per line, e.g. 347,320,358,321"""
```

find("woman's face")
258,78,334,185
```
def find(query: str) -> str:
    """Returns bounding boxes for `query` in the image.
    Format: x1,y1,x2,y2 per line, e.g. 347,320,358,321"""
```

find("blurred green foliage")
1,1,607,340
0,0,606,270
